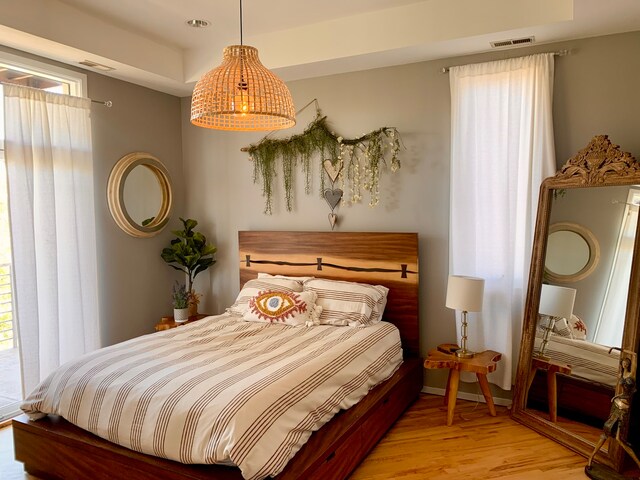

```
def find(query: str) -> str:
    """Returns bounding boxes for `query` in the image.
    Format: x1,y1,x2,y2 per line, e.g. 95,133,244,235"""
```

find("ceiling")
0,0,639,97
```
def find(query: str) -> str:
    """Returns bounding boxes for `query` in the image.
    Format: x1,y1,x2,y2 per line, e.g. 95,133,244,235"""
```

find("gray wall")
181,31,640,397
88,73,184,345
0,45,185,347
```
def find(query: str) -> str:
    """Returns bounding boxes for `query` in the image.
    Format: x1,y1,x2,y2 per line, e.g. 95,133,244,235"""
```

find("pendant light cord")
239,0,243,45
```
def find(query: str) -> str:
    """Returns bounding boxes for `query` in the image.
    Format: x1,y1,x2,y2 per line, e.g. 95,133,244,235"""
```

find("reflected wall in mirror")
512,135,640,472
122,164,163,226
107,152,173,238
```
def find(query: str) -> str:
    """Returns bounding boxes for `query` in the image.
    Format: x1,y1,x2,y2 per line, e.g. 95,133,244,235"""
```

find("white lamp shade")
539,284,576,319
446,275,485,312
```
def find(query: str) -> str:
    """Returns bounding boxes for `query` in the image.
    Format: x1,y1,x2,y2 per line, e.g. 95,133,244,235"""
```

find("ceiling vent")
79,60,115,72
490,36,535,49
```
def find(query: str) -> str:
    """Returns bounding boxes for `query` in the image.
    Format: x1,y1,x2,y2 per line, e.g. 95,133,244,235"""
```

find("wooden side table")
154,314,210,332
527,356,572,422
424,345,502,426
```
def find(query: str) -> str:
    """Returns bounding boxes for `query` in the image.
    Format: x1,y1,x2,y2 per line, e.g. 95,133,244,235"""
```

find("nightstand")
527,356,572,422
424,344,502,426
154,314,210,332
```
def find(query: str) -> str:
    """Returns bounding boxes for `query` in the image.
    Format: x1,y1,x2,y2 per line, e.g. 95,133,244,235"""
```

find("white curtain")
3,84,100,395
449,54,556,390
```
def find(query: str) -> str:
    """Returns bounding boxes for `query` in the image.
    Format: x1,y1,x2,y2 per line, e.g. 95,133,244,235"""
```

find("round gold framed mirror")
544,222,600,283
107,152,172,238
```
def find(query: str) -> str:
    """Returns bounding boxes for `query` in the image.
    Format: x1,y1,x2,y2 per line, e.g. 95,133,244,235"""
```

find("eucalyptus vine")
246,114,401,214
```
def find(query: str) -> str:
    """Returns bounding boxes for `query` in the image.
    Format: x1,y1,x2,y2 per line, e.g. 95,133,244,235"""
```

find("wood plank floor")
1,394,592,479
350,394,589,479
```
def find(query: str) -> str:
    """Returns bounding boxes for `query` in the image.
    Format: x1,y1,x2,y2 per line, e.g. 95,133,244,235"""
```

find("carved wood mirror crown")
511,135,640,472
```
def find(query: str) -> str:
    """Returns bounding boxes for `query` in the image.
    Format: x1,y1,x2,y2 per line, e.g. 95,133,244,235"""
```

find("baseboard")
422,386,512,407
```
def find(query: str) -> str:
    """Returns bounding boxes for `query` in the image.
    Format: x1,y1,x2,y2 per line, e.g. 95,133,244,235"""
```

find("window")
0,50,85,97
0,52,87,421
593,187,640,346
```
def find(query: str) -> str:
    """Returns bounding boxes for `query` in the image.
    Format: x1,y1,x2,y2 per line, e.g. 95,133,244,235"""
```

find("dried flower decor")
245,114,402,215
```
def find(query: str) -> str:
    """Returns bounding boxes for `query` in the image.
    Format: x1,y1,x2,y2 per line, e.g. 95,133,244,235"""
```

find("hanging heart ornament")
324,188,343,210
328,213,338,230
323,160,343,184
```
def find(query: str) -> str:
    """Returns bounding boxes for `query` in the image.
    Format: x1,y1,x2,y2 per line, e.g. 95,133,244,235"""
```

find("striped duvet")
534,332,619,386
22,314,403,480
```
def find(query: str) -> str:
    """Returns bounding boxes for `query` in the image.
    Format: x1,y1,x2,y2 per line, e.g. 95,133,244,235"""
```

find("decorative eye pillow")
227,278,303,316
243,290,322,326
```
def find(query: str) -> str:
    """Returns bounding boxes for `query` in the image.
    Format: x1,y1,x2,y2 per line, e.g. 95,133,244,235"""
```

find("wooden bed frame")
13,231,422,480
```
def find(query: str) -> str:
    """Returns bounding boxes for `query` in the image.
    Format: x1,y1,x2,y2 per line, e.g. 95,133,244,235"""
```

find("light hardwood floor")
1,394,592,479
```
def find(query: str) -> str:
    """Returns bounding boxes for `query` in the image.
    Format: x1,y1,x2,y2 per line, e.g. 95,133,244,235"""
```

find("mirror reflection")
107,151,172,238
546,230,590,275
123,165,162,226
526,185,639,448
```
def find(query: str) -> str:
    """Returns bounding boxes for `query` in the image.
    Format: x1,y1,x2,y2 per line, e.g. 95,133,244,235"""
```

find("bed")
12,231,422,480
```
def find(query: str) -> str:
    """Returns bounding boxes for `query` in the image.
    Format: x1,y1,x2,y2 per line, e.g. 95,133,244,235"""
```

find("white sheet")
22,314,402,480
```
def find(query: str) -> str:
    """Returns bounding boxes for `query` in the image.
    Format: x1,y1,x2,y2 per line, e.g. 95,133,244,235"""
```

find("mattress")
534,332,619,386
21,313,403,480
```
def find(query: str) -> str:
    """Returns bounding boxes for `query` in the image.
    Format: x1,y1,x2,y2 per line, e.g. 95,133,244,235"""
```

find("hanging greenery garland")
245,114,402,214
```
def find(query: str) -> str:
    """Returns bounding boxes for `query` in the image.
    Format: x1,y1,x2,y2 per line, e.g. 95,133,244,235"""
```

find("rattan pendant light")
190,0,296,131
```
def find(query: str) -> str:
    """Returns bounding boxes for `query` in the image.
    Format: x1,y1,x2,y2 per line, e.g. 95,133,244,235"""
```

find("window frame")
0,50,87,97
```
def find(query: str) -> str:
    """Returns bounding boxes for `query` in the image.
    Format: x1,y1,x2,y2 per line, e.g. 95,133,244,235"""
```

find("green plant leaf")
183,218,197,232
161,217,217,282
202,245,217,256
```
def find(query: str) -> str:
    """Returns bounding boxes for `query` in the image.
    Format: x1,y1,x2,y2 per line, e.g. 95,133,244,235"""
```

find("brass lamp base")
455,349,475,359
584,464,631,480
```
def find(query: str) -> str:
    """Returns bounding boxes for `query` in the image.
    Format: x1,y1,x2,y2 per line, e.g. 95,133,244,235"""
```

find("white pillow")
227,278,303,316
243,290,322,326
569,314,588,340
258,272,315,282
552,317,574,338
303,278,389,327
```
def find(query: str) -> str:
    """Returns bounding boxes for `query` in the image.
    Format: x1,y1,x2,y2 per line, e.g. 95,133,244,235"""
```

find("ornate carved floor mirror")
512,135,640,472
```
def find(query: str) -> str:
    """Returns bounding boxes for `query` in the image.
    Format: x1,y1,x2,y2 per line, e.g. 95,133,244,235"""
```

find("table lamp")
446,275,485,358
534,284,576,360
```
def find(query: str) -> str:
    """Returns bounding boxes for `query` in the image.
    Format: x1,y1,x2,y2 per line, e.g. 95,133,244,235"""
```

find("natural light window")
0,50,85,99
593,187,640,346
0,52,86,421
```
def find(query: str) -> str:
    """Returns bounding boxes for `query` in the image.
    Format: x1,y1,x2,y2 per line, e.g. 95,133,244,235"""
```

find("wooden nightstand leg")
444,369,453,405
527,367,537,394
547,371,558,422
446,369,460,426
476,373,497,417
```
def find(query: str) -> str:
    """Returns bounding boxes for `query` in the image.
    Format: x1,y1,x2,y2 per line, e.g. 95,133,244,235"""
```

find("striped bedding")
534,332,619,386
21,313,403,480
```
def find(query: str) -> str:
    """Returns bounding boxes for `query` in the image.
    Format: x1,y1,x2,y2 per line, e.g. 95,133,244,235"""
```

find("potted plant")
161,218,217,316
172,282,189,323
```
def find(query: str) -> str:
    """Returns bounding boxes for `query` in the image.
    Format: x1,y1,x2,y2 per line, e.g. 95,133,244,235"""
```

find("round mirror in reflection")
108,152,172,238
546,230,590,275
544,222,600,283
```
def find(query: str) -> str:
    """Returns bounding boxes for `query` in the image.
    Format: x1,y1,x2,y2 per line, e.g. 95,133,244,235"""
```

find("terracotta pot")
188,302,198,317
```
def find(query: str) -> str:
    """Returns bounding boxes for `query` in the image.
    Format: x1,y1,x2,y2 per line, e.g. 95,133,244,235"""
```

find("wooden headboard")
238,231,419,357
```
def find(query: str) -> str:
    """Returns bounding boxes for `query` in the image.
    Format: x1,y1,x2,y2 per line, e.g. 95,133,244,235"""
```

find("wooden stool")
527,356,572,422
424,345,502,426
